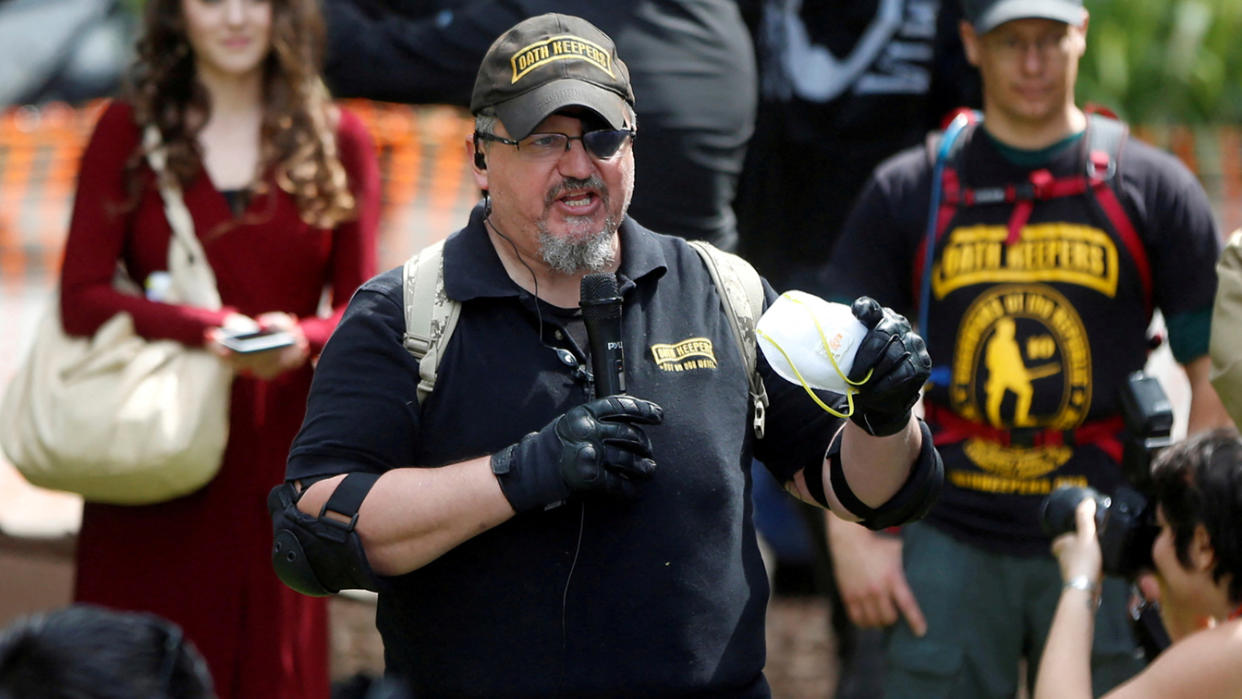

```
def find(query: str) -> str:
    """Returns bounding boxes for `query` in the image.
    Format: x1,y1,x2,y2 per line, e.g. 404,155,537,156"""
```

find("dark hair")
124,0,355,229
1151,427,1242,604
0,604,213,699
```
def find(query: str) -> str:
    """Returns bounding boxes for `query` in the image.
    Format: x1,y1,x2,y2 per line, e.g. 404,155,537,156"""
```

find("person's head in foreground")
0,604,214,699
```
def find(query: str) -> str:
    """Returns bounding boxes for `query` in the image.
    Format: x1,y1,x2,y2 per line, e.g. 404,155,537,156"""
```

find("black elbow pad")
828,419,944,530
268,473,382,597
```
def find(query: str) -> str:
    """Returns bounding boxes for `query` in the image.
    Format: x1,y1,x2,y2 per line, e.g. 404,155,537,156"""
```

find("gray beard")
536,174,621,274
537,216,618,274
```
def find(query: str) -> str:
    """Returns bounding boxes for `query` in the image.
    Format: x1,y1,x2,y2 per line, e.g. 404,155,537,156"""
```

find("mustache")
545,175,608,206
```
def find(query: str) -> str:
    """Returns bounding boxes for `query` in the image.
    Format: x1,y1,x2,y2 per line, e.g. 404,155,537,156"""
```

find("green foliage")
1078,0,1242,124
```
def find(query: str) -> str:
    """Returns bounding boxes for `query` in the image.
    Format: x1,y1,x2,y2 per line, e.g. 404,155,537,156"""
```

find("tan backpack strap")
402,238,460,406
688,240,769,438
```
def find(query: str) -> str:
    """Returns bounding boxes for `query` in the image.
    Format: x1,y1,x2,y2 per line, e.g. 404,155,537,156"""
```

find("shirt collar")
443,202,668,302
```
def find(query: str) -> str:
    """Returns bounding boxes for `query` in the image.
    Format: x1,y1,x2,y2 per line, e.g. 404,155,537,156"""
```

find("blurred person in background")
1210,229,1242,430
60,0,380,696
1035,428,1242,698
0,603,214,699
821,0,1231,695
732,2,981,695
317,0,756,251
0,0,132,107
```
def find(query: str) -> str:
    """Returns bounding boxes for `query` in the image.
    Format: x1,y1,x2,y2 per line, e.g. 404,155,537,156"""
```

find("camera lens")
1040,483,1156,579
1040,485,1108,539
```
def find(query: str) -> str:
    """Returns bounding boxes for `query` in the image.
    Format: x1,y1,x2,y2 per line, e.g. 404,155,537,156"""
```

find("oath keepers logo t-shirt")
932,218,1124,495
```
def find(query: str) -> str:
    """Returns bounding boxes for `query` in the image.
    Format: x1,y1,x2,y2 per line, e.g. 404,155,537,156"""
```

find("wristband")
1063,575,1101,610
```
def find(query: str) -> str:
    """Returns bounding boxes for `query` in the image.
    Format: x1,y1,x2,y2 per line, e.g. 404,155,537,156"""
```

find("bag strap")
688,240,769,438
914,110,978,345
401,238,460,407
142,125,222,310
1082,113,1152,318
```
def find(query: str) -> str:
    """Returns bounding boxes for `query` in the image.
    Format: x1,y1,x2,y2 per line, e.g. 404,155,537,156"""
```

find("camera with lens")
1039,483,1157,579
1039,372,1171,578
1040,482,1170,660
1038,372,1176,659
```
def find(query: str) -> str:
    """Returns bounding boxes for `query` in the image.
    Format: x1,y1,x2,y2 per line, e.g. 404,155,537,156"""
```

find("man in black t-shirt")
735,0,980,296
822,0,1232,696
732,4,980,695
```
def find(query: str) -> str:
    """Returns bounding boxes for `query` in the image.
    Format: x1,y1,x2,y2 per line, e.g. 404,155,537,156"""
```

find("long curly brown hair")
125,0,355,229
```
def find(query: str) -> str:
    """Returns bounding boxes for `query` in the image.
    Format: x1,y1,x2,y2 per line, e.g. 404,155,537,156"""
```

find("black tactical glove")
846,297,932,437
490,395,664,513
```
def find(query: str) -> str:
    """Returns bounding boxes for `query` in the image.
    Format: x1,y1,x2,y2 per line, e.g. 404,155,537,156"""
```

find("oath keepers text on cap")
510,35,615,83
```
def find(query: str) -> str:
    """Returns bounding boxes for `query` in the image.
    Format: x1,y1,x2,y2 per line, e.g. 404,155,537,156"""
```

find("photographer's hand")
1051,498,1103,588
491,395,663,513
1035,498,1102,699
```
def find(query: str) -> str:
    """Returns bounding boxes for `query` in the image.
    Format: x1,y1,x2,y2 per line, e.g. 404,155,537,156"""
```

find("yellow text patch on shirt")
651,337,718,372
932,223,1118,298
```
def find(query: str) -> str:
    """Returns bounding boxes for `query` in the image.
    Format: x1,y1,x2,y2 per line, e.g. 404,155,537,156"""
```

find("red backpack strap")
1083,113,1153,317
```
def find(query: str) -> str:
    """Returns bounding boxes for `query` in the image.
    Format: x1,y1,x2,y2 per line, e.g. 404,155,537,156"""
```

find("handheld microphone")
580,273,626,397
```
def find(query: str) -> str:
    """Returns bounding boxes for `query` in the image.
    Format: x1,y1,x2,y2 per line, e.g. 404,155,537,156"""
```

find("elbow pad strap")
269,472,382,597
828,419,944,530
802,425,843,510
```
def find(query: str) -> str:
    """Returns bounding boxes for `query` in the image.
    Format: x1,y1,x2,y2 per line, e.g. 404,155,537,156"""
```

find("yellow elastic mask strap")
784,294,874,389
756,326,856,418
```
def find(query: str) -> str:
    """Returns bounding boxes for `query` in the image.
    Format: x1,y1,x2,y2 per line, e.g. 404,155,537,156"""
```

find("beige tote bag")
0,126,233,504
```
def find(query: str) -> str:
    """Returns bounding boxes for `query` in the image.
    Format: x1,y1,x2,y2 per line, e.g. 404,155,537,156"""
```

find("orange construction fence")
0,99,479,290
1,99,1240,291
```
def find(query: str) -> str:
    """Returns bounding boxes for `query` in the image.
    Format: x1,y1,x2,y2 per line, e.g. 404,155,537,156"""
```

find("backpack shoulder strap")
915,110,979,338
1083,113,1152,317
688,240,769,438
1084,111,1128,169
402,238,461,407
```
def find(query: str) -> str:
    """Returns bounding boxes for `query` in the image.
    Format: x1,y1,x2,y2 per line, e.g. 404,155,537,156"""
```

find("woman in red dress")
60,1,379,696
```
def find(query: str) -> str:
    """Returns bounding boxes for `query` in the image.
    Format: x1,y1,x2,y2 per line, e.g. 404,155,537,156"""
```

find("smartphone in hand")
218,328,296,354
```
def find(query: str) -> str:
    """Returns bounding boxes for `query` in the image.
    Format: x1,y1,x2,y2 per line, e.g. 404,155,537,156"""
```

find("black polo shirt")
288,204,843,697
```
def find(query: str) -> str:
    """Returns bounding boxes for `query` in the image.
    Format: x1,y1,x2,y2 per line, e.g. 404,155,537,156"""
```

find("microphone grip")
580,273,626,398
586,317,625,397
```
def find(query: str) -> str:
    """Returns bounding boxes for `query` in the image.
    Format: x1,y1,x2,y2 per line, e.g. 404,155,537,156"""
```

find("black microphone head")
581,273,621,304
580,273,621,317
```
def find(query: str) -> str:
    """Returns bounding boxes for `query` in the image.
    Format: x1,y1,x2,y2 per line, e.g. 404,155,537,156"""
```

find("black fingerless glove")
846,297,932,437
490,395,664,513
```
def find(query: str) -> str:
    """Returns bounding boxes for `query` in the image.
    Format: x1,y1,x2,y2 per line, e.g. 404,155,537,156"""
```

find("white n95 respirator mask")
756,291,871,417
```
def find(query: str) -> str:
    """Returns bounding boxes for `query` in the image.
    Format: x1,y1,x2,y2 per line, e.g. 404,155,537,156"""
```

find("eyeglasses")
475,129,636,161
985,29,1075,59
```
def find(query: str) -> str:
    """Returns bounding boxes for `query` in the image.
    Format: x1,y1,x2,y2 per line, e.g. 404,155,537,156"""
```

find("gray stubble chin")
538,174,619,274
537,215,618,274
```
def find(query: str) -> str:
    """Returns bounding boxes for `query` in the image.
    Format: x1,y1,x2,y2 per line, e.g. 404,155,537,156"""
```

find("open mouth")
560,191,597,210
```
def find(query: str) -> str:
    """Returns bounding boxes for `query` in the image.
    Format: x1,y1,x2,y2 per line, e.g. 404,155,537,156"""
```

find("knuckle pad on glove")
851,296,883,328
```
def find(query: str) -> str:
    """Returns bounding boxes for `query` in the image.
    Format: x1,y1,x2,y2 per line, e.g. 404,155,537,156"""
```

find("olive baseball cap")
961,0,1085,33
469,13,635,140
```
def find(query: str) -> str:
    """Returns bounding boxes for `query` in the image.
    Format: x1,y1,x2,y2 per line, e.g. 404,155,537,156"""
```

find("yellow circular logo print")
949,285,1092,479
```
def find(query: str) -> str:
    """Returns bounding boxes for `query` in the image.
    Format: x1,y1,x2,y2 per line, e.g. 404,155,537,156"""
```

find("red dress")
61,101,379,699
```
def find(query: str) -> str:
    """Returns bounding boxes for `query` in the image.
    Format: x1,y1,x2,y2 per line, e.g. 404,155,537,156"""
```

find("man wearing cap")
274,13,945,697
822,0,1231,696
318,0,755,251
